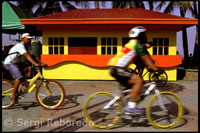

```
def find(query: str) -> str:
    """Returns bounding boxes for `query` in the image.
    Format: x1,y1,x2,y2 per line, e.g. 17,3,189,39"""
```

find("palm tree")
112,1,156,10
95,1,99,9
16,0,76,17
190,1,198,67
156,1,197,68
72,1,90,9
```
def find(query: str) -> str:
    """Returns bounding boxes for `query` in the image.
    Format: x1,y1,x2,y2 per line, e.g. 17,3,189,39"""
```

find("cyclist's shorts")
133,56,145,69
109,66,136,86
4,63,30,80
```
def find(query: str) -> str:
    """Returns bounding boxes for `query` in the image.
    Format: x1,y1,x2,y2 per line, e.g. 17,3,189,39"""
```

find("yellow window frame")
101,37,117,55
48,37,64,55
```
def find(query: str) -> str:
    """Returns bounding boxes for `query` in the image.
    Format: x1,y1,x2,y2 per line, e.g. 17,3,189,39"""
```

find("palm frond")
155,1,166,11
163,1,176,14
62,1,76,10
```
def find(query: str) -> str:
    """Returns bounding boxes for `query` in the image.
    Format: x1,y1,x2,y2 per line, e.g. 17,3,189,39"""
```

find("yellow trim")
43,62,114,80
97,37,101,55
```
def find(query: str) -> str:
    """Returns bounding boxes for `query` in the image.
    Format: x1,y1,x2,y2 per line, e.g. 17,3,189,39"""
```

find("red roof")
35,8,184,19
20,8,198,30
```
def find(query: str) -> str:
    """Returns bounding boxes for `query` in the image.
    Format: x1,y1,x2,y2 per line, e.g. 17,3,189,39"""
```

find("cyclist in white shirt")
4,33,46,103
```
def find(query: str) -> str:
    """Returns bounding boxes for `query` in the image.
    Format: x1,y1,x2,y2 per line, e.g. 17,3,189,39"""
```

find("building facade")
20,8,198,81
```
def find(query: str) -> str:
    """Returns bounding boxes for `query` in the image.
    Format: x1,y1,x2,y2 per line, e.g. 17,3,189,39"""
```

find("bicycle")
82,80,184,130
2,65,66,110
133,67,168,87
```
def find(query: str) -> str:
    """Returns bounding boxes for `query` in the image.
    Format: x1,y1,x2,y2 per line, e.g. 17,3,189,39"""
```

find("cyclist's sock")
127,102,136,109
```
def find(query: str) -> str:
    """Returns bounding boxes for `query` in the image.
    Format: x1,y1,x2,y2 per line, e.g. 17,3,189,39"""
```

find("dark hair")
137,32,147,44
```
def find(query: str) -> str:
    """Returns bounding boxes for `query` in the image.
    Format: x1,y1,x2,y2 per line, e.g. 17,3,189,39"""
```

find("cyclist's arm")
35,56,47,65
135,43,155,70
142,44,155,65
140,55,158,71
30,54,47,66
146,51,155,64
23,53,40,66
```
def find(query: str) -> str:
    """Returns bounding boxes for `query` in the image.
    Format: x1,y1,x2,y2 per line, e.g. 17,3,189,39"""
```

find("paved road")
2,80,198,132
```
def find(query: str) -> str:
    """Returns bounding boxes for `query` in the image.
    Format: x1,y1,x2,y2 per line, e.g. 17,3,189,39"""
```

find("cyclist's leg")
18,62,32,78
126,73,144,113
26,62,32,78
27,66,32,78
110,67,144,113
128,73,143,103
4,64,24,102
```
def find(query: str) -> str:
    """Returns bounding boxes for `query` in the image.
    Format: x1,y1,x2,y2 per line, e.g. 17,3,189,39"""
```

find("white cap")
22,33,33,39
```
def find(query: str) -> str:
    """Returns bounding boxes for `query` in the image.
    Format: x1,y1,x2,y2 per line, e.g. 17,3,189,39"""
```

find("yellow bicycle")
82,81,184,130
2,66,66,110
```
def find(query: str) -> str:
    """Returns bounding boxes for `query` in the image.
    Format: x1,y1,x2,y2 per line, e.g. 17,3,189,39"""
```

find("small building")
21,8,198,81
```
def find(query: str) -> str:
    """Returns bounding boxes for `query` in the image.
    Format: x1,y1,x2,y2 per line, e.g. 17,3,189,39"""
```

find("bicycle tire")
146,91,184,129
149,71,168,87
35,80,66,110
2,79,15,109
82,91,122,130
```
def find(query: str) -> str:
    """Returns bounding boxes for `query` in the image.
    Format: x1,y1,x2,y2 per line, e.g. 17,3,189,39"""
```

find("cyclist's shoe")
125,106,144,114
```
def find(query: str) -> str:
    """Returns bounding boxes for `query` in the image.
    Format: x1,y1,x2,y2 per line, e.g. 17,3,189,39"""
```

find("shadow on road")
58,94,84,110
18,82,190,131
159,83,185,93
7,94,83,111
11,101,39,110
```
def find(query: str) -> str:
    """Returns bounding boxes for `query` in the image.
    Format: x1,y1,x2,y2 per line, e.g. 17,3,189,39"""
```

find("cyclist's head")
129,26,147,44
22,33,33,44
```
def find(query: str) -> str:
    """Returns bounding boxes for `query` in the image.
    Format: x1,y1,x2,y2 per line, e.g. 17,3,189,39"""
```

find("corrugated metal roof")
35,8,184,19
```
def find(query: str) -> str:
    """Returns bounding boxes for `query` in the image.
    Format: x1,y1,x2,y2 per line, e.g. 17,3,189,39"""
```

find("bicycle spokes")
149,71,168,87
83,92,122,130
36,80,65,110
2,80,15,109
146,92,183,129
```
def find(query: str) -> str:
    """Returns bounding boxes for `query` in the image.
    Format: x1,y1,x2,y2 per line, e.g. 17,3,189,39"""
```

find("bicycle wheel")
146,91,184,129
82,91,122,130
36,80,66,110
149,71,168,87
2,79,15,109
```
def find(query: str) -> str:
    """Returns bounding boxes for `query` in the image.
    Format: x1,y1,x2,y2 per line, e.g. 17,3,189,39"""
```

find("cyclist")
133,42,155,77
108,26,162,114
4,33,46,104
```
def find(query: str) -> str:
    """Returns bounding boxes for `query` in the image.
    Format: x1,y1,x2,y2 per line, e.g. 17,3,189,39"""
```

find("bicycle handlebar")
35,64,47,72
35,64,47,68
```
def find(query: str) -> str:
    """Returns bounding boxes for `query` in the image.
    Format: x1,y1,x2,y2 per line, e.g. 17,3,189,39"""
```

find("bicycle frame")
103,82,163,110
141,69,149,78
24,69,43,93
3,67,50,96
135,67,149,78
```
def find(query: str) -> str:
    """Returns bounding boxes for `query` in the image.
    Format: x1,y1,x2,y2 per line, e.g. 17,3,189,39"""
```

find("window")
48,37,64,54
152,38,169,55
101,37,117,55
68,37,97,54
